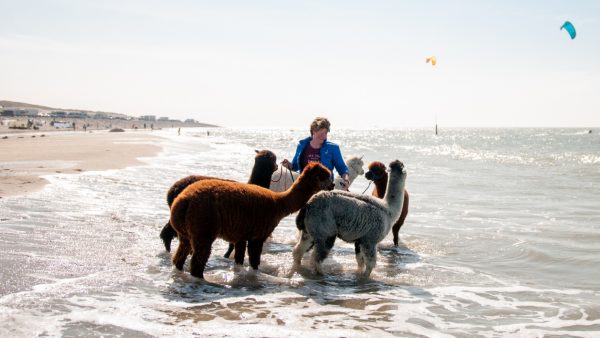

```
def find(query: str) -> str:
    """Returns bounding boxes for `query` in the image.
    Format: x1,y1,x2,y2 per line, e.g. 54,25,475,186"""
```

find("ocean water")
1,127,599,337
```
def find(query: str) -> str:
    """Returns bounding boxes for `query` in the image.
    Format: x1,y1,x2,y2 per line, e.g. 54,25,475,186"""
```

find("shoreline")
0,129,164,198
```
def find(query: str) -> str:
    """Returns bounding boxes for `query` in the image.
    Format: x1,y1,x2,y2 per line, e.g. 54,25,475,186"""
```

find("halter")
365,169,384,182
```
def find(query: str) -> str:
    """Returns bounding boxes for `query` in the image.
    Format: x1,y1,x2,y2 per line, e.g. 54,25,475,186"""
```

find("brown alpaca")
364,161,410,246
170,162,333,279
160,150,278,254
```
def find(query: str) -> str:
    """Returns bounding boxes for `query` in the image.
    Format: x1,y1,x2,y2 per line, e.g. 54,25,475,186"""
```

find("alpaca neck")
373,173,388,198
277,175,319,214
347,165,358,182
383,171,406,224
248,166,273,188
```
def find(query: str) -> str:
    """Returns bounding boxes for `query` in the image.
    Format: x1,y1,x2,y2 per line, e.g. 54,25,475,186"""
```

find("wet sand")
0,130,162,198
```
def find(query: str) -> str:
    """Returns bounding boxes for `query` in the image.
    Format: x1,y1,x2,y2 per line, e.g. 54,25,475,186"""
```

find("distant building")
2,108,39,117
67,111,89,118
158,116,170,121
139,115,156,121
184,118,198,123
50,111,68,118
93,112,110,119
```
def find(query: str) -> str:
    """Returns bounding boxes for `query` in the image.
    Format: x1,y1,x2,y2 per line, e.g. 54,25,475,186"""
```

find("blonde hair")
310,117,331,135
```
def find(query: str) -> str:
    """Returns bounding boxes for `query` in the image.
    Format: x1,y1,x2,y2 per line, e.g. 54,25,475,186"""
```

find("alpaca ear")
255,149,259,154
359,155,364,160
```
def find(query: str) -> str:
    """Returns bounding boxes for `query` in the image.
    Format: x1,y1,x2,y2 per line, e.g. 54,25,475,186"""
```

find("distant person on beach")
282,116,350,188
178,128,181,136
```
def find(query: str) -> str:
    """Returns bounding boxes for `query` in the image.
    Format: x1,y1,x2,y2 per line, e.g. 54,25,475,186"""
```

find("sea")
1,127,599,337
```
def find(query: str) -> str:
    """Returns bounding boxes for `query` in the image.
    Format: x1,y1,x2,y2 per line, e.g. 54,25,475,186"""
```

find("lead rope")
287,167,295,190
361,181,372,194
271,164,284,183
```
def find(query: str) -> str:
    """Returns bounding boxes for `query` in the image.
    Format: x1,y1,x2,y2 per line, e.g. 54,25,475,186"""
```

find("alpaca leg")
354,242,365,271
189,238,214,279
312,235,336,275
247,239,265,270
172,237,191,271
223,242,235,258
233,240,247,266
292,230,313,265
393,190,409,246
392,222,402,247
160,222,177,252
361,244,377,278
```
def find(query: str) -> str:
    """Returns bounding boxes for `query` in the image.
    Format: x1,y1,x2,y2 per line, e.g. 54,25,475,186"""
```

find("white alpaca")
269,156,365,192
293,160,407,278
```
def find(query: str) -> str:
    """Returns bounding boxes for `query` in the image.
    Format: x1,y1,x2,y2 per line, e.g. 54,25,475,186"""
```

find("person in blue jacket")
282,117,350,189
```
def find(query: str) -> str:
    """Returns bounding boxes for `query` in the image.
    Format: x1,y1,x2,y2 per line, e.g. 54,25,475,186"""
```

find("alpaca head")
388,160,406,182
299,162,334,191
384,160,406,206
345,156,365,177
254,149,278,174
365,161,387,182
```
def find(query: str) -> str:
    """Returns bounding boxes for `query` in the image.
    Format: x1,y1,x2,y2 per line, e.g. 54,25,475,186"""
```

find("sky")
1,0,599,129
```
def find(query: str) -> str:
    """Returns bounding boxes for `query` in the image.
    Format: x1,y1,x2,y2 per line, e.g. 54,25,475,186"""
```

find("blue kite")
561,21,576,39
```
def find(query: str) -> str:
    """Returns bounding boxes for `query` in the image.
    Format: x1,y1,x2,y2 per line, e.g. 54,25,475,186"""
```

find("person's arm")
282,142,304,172
331,144,349,183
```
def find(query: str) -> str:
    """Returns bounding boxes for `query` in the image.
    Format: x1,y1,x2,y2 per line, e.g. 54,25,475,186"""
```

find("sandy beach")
0,129,163,198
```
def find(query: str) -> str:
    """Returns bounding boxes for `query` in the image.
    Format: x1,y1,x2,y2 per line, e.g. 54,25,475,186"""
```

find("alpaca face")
255,149,278,173
389,160,405,172
365,161,386,182
347,157,365,176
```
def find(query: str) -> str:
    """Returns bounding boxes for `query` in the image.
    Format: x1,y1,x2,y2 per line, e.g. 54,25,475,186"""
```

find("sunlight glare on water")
1,127,599,337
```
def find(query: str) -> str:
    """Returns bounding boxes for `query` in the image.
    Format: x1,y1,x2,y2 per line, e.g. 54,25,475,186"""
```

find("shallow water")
1,127,599,337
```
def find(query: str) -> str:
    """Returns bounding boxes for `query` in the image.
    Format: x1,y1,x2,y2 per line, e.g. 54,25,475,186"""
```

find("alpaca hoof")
233,264,243,272
292,251,303,265
314,263,324,275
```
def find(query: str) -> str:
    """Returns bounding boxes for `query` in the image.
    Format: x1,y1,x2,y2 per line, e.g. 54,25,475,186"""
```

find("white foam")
3,128,600,337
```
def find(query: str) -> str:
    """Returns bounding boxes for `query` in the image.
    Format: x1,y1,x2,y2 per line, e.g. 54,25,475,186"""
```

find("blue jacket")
291,136,349,180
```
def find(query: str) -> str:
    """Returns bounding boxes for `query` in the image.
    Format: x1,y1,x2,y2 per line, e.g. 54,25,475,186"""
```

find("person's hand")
281,159,292,170
341,178,350,190
341,174,350,190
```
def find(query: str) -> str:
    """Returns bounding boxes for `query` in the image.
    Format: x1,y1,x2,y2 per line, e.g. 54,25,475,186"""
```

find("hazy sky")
1,0,599,128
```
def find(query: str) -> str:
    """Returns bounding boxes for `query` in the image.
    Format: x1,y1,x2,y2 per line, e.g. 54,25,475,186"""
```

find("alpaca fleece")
160,150,277,253
364,161,410,246
170,162,333,279
293,160,407,278
269,155,365,192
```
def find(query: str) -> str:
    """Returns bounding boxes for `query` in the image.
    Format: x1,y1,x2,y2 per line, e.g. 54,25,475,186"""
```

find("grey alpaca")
293,160,407,278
